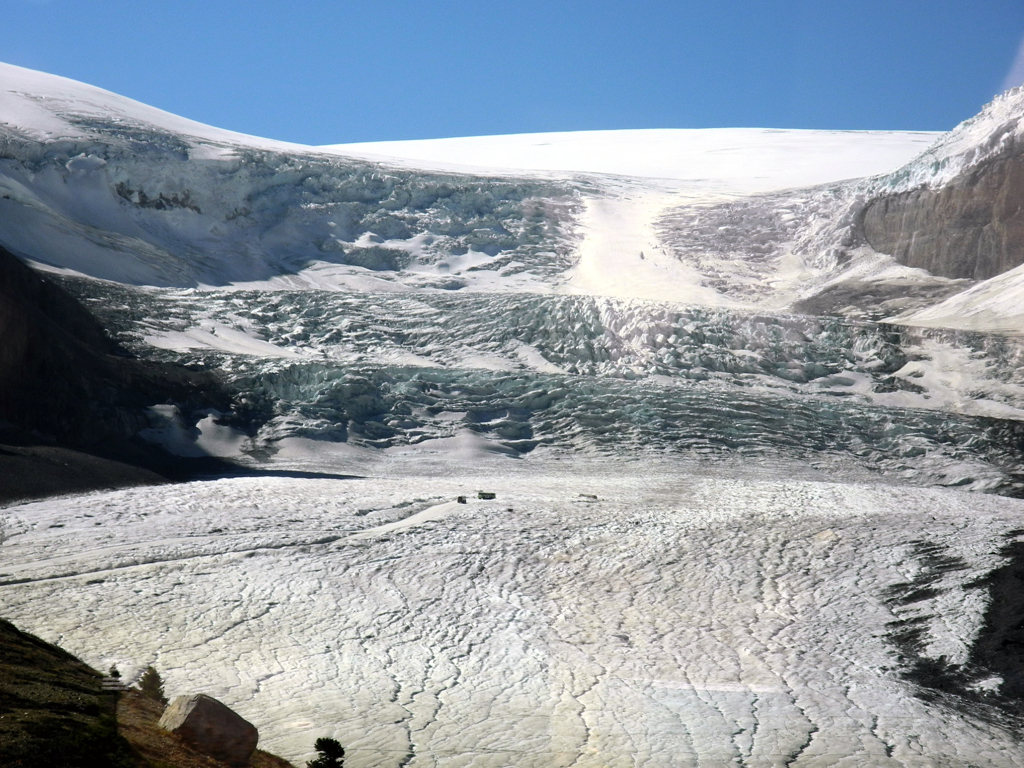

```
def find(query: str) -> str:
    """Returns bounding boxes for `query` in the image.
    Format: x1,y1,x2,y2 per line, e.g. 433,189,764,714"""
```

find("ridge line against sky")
3,0,1024,145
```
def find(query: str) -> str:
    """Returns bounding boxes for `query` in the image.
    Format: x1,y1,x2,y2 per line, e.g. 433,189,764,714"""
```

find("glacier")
5,468,1024,766
3,62,1024,767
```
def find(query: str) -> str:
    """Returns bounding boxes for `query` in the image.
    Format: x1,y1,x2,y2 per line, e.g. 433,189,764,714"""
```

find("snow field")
325,129,940,194
2,465,1024,766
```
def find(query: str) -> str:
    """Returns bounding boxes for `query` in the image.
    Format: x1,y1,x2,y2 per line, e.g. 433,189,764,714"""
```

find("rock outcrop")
0,244,232,448
859,148,1024,281
159,694,259,767
0,244,248,503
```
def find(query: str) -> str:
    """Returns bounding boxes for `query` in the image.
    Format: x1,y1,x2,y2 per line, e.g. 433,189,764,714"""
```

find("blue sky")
3,0,1024,144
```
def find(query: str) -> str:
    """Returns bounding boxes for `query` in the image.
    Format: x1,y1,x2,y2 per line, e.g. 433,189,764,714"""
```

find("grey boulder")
159,693,258,767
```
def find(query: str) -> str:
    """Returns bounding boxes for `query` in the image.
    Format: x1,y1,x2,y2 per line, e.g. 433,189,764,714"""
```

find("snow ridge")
870,85,1024,195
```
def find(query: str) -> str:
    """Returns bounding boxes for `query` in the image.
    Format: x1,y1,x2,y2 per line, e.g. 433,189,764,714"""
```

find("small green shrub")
307,736,345,768
138,665,167,705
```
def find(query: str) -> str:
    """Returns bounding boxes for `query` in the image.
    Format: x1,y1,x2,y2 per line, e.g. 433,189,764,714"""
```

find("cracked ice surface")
53,276,1024,494
3,461,1024,767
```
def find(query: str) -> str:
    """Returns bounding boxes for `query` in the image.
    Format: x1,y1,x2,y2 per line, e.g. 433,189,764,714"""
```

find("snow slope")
892,262,1024,333
0,62,308,152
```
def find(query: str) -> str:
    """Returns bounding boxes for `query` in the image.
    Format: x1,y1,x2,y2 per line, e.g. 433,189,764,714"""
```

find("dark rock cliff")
859,147,1024,281
0,245,240,502
0,245,232,448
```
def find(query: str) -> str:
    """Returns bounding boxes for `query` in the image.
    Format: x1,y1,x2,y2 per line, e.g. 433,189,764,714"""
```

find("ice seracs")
0,61,935,304
7,60,1024,330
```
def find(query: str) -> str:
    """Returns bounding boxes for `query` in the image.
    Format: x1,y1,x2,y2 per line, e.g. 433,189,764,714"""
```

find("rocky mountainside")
859,154,1024,281
0,243,237,502
858,91,1024,282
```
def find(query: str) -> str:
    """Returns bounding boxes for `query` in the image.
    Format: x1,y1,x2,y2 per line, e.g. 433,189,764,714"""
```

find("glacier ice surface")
3,463,1024,766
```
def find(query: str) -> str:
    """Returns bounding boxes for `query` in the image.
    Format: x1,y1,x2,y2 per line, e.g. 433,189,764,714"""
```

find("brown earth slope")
0,617,133,767
0,618,294,768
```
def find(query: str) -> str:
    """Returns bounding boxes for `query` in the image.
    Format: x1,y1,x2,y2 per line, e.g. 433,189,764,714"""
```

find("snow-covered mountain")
5,63,1024,767
0,61,937,300
0,62,583,289
6,61,1024,332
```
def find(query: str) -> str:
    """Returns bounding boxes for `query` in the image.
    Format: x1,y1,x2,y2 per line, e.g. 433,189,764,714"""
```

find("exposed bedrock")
0,245,232,447
860,151,1024,280
0,245,247,502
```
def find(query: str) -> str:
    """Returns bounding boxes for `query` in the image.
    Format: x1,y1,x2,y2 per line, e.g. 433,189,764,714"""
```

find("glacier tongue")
4,468,1024,767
